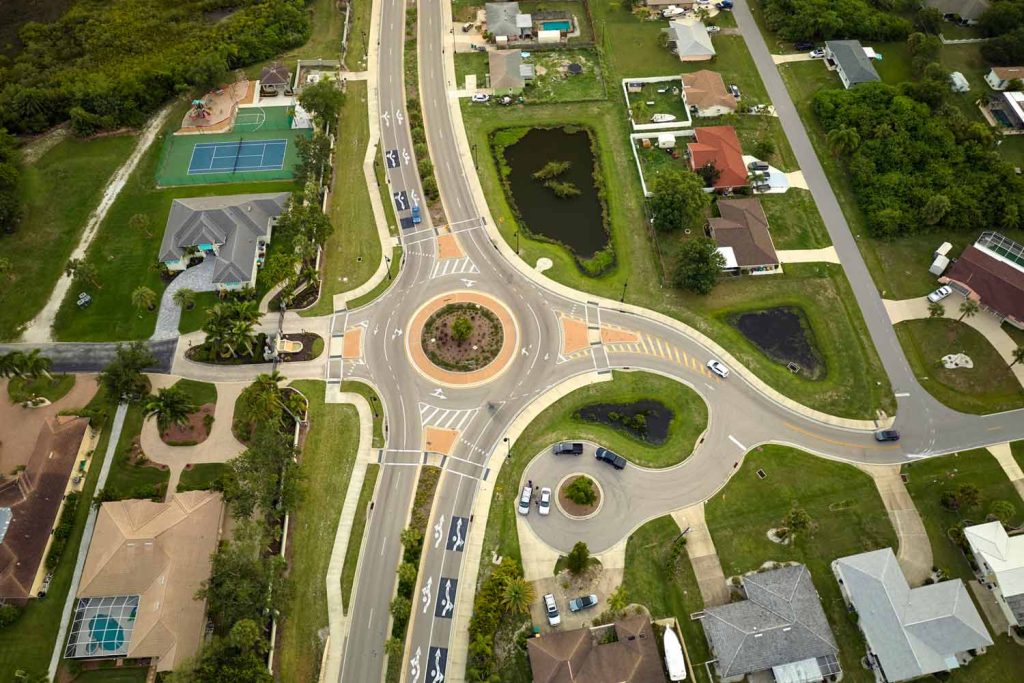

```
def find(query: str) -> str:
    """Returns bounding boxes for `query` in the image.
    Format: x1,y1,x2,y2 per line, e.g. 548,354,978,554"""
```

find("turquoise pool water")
87,615,127,653
541,20,571,32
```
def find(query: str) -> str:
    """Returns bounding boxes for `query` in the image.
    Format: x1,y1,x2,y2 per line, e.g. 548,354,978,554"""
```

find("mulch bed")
161,404,214,446
186,333,269,364
278,332,324,362
422,303,503,371
558,475,600,517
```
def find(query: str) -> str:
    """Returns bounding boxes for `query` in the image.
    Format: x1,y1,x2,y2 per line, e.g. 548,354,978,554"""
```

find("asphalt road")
0,340,176,373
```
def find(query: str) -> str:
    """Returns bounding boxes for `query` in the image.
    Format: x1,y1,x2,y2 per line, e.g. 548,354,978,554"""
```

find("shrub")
0,603,22,629
565,476,597,506
566,541,592,575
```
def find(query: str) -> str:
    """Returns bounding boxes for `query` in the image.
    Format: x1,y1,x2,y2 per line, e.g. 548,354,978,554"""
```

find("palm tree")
499,576,535,616
21,349,53,382
1011,346,1024,368
143,385,197,432
131,285,158,312
0,351,26,378
827,125,861,156
241,372,287,423
958,298,980,322
173,288,197,311
927,301,945,319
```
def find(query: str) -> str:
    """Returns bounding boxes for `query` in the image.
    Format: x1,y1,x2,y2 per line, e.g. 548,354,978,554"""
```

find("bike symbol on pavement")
434,577,457,619
428,647,447,682
420,576,433,614
409,646,422,683
446,516,467,552
433,514,446,548
393,190,409,211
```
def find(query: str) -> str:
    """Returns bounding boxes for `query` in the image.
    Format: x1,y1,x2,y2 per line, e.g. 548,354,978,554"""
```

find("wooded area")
760,0,913,42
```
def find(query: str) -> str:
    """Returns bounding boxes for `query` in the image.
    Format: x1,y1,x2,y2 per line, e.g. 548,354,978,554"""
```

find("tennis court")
187,139,288,175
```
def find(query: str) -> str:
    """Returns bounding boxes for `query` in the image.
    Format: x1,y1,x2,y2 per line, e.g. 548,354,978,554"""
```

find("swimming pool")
541,20,571,32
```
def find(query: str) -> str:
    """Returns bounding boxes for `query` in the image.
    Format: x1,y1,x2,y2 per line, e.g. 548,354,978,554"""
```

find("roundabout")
556,473,603,520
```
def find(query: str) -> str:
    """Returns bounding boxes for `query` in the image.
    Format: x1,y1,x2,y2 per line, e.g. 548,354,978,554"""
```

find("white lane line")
368,607,374,629
895,392,910,397
728,435,746,451
380,536,388,556
704,383,715,392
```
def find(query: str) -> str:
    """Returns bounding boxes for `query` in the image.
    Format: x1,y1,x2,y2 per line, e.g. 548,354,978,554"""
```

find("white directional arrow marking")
396,110,404,125
521,346,530,356
373,324,380,335
392,328,403,340
409,646,422,683
460,278,476,288
381,111,390,127
543,353,550,361
421,576,433,614
441,579,454,617
433,514,446,548
411,189,420,205
430,649,445,682
451,518,464,551
403,148,411,165
431,388,446,399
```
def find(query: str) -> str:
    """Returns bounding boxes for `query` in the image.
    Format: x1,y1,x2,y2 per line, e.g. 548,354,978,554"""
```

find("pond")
575,399,672,445
728,306,825,379
500,126,608,259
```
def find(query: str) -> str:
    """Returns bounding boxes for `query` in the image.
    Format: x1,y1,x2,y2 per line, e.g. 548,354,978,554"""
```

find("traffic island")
556,473,603,520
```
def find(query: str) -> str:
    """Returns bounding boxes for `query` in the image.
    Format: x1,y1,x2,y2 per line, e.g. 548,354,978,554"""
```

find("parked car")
471,92,490,103
729,84,741,99
748,161,770,171
596,447,627,470
462,22,474,32
809,48,826,58
553,441,584,455
517,485,532,515
794,41,814,51
411,205,422,225
875,429,901,442
662,6,687,18
754,183,772,193
706,25,721,33
927,285,952,303
715,1,733,9
707,359,730,378
544,593,561,626
569,594,599,612
539,487,552,516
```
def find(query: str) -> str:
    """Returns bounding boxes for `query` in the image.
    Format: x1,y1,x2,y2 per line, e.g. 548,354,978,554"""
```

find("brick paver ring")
405,291,519,387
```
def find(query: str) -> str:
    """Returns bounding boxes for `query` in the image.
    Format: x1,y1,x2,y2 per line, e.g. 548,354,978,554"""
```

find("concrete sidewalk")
987,443,1024,502
857,463,932,586
671,504,729,607
777,247,840,264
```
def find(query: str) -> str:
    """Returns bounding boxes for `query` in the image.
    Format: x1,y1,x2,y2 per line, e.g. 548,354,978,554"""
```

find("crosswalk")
606,333,722,381
430,256,478,279
418,403,479,431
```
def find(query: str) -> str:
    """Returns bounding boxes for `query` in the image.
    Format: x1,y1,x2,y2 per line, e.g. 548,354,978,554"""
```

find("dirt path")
857,463,933,586
20,104,174,343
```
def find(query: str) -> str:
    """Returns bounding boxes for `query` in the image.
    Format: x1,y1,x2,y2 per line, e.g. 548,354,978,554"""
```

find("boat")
663,626,687,681
651,113,677,123
662,6,687,17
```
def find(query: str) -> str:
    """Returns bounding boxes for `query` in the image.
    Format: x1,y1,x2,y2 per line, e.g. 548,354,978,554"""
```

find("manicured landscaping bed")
895,318,1024,415
422,302,503,371
101,402,169,502
705,445,896,682
186,333,271,365
558,474,600,516
7,373,76,404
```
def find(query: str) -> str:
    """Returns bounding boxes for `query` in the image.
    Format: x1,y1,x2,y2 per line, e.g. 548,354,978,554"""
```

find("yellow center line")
783,422,902,450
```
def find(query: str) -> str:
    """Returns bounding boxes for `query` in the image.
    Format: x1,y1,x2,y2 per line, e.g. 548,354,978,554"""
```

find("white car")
662,6,687,18
471,93,490,103
927,285,953,303
517,485,531,515
809,48,825,58
539,487,551,515
543,593,561,626
707,359,730,379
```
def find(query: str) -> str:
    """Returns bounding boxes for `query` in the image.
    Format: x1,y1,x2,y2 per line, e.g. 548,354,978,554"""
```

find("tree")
385,637,406,659
565,476,597,505
752,137,776,161
99,341,156,401
606,585,628,614
184,618,273,682
451,315,473,343
203,300,260,359
957,484,980,510
397,562,419,596
65,258,100,289
390,595,412,630
173,288,197,311
298,78,345,128
921,194,951,225
220,425,297,522
673,237,725,295
131,285,158,312
565,541,591,576
1010,346,1024,367
0,351,25,378
785,507,812,532
988,500,1017,526
143,385,197,432
826,124,861,156
958,298,979,322
499,576,535,615
695,162,721,188
649,169,710,233
21,349,53,382
927,301,945,319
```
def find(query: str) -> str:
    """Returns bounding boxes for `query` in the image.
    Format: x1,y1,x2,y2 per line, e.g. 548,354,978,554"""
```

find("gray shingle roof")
701,565,838,678
666,20,715,59
159,193,289,285
834,548,992,683
486,2,521,37
825,40,880,86
489,50,525,90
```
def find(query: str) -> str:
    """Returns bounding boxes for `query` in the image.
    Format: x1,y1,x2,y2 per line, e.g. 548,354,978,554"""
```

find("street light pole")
503,436,511,459
620,279,628,303
385,255,392,281
514,230,519,254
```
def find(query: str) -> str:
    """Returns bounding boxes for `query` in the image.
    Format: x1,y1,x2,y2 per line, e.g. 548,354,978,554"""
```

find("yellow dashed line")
783,422,901,450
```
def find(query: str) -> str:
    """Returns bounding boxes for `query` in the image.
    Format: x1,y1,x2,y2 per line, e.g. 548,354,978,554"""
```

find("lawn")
526,48,607,103
171,378,217,407
68,667,149,683
705,445,897,683
895,318,1024,415
277,380,360,683
624,79,689,127
303,81,379,317
101,402,169,502
0,389,115,680
177,462,227,492
7,374,76,404
341,463,380,612
340,380,385,447
1013,441,1024,472
900,448,1024,682
346,245,403,310
344,0,372,71
760,190,831,250
622,516,712,683
0,133,138,340
177,292,221,334
455,51,489,90
51,103,297,341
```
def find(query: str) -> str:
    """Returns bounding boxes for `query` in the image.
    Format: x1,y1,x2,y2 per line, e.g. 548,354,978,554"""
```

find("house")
260,62,291,94
486,2,530,42
0,417,91,602
488,50,534,92
63,492,225,672
687,126,747,190
645,0,696,7
964,521,1024,631
707,199,781,275
924,0,990,24
941,232,1024,328
526,614,668,683
664,20,715,62
681,70,736,117
824,40,881,89
159,192,290,292
699,564,840,682
991,90,1024,129
833,548,992,682
985,66,1024,90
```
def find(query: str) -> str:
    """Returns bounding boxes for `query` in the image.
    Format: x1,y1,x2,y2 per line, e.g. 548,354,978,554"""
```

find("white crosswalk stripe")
430,257,479,279
418,403,479,430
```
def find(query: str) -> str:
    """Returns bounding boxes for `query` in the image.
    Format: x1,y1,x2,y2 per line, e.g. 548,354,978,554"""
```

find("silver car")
517,485,531,515
927,285,952,303
707,359,730,378
539,487,552,516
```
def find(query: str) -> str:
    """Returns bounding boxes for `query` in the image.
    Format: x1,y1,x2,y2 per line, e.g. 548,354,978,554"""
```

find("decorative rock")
535,257,553,273
941,353,973,369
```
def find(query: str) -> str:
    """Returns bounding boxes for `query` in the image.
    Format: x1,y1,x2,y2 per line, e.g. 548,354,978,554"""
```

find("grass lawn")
340,380,385,447
341,463,380,612
52,104,297,341
171,378,217,407
1013,440,1024,471
0,389,115,680
1003,323,1024,348
178,292,221,334
7,373,76,404
345,0,372,71
895,318,1024,415
68,668,149,683
624,79,689,126
277,380,360,683
455,51,489,90
705,445,897,683
900,448,1024,682
346,245,404,309
622,516,712,683
101,402,169,501
0,133,138,341
760,190,831,250
525,48,607,103
177,462,227,492
303,81,379,317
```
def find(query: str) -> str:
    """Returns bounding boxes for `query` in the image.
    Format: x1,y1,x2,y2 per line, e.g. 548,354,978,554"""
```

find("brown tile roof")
78,491,225,671
0,416,89,600
527,615,668,683
945,246,1024,324
709,198,779,268
992,66,1024,81
681,70,735,112
688,126,747,188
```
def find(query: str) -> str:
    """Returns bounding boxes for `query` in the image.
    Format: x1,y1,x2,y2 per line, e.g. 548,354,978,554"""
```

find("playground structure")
177,80,255,135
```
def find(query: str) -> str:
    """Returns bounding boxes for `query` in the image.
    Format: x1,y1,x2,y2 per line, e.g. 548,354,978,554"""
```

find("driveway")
152,259,218,340
857,463,932,586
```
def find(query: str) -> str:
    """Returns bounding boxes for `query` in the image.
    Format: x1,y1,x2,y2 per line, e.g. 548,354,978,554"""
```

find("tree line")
760,0,914,42
978,0,1024,65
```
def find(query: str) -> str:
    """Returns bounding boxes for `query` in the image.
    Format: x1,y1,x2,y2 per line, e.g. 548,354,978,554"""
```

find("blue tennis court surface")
188,139,288,175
